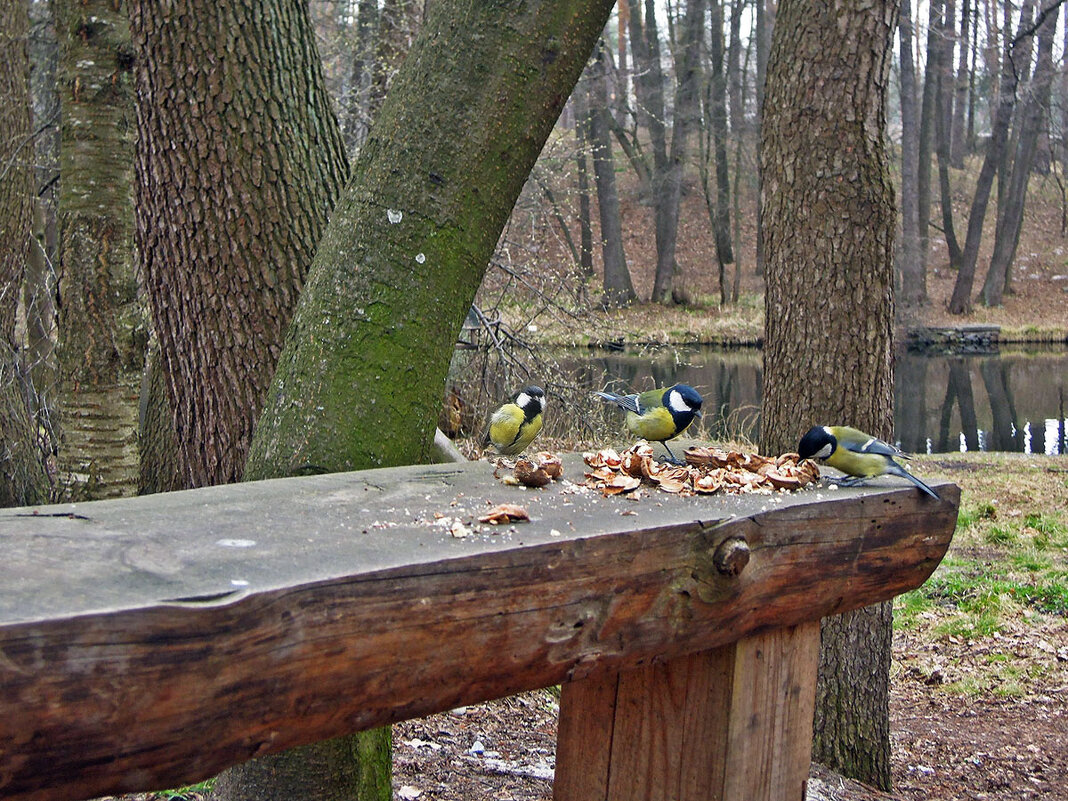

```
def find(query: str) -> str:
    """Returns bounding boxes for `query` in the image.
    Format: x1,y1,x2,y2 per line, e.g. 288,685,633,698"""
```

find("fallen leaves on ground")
583,441,820,497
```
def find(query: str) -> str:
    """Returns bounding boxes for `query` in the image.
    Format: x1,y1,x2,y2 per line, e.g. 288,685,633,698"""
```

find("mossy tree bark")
761,0,898,790
246,0,617,478
54,0,143,500
1,0,50,507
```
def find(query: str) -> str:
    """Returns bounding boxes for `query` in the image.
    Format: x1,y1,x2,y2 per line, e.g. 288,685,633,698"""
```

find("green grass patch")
160,780,214,800
984,525,1018,546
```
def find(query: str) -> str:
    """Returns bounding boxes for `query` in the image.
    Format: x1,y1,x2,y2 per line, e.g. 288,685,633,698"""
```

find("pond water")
558,344,1068,455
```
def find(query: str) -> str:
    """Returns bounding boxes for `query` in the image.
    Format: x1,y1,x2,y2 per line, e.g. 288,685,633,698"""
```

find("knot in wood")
712,536,750,576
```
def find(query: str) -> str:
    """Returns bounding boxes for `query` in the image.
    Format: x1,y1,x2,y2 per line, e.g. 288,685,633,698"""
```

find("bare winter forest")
2,1,1067,801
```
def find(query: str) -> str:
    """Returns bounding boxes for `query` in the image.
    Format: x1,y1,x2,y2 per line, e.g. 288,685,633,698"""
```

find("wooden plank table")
0,454,959,801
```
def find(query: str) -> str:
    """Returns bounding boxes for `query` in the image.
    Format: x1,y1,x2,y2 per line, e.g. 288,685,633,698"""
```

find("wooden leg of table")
553,621,821,801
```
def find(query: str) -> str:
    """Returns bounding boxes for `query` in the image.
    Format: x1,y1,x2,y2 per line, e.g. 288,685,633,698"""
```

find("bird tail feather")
888,462,940,500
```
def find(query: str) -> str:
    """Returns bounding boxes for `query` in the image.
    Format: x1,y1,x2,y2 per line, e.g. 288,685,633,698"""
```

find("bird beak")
695,409,704,419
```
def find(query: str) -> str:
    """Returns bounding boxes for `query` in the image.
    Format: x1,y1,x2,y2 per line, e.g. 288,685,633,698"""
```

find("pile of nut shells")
583,441,820,497
496,452,565,488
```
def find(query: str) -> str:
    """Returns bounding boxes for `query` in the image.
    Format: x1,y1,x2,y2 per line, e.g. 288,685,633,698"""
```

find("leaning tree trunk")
761,0,898,790
54,0,143,501
0,0,50,507
246,0,617,473
947,0,1032,314
981,5,1057,307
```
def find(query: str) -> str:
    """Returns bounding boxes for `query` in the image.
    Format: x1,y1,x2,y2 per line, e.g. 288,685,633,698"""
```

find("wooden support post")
554,622,821,801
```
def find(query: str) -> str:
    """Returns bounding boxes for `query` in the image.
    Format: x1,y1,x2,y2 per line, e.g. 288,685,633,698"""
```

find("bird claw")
834,476,868,487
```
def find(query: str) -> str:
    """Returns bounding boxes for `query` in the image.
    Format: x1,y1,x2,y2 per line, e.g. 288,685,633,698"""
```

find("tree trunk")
949,0,970,166
626,0,669,284
25,0,60,439
128,2,380,799
0,0,50,507
754,0,772,278
981,4,1057,307
916,0,942,275
935,0,962,268
947,0,1032,314
54,0,143,501
651,0,704,305
706,0,734,305
246,0,616,470
898,0,925,306
370,0,421,120
726,0,744,135
761,0,898,789
342,0,379,154
130,0,350,489
137,343,183,495
589,41,635,309
572,81,595,279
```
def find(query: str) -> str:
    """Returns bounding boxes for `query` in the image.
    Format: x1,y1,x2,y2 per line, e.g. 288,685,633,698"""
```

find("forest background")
2,1,1068,799
4,0,1068,505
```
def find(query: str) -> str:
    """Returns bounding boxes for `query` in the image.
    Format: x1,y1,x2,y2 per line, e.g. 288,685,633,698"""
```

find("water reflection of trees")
556,347,1066,455
896,352,1063,454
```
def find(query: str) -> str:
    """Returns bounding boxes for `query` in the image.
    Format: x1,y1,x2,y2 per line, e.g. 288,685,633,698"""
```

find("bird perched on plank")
595,384,704,465
797,425,939,499
484,385,545,456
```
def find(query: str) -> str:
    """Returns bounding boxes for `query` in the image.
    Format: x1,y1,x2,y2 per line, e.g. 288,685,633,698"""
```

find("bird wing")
595,391,643,415
838,433,906,460
489,406,523,451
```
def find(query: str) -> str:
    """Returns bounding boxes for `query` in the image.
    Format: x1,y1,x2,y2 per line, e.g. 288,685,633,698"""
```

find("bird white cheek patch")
667,390,689,413
815,444,833,459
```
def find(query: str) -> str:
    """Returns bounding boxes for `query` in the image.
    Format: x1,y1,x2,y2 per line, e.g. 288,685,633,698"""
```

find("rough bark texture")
760,0,899,789
129,2,365,799
136,344,183,495
246,0,617,478
54,0,143,501
130,0,350,489
0,0,49,507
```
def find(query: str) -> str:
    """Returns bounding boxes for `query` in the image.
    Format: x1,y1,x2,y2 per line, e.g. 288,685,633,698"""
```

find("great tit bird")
485,385,545,456
595,384,704,464
797,425,940,499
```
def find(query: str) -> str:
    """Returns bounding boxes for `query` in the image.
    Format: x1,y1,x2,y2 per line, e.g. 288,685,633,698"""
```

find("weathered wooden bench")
0,454,958,801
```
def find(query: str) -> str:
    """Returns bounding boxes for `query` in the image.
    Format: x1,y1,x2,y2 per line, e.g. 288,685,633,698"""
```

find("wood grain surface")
0,455,958,801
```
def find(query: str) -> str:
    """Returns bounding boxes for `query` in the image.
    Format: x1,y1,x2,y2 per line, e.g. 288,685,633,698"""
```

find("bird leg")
660,441,686,466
